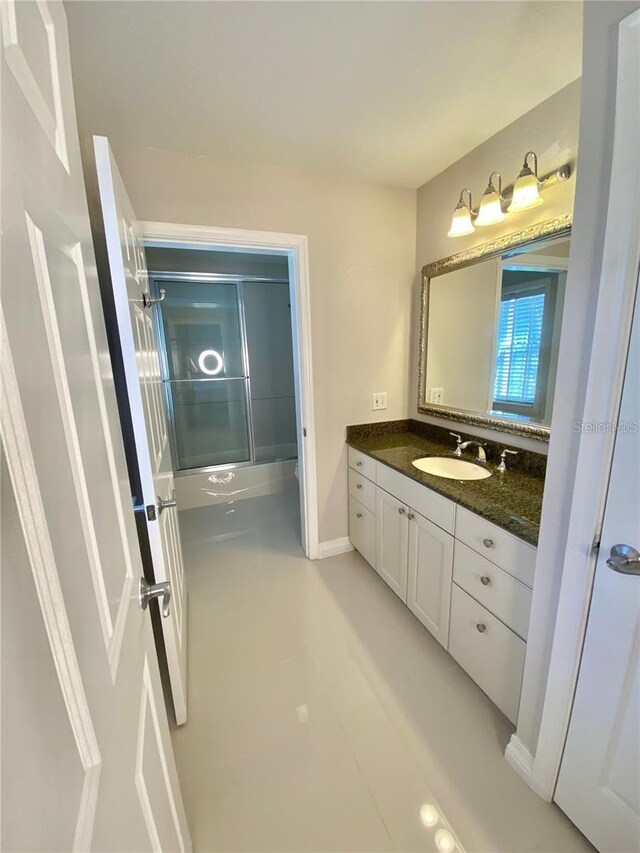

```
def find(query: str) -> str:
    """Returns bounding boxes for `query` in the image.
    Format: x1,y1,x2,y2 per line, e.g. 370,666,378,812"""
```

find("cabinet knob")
356,484,362,490
483,538,494,548
398,507,406,515
356,512,363,519
407,512,415,520
480,575,491,586
476,623,487,633
356,461,363,467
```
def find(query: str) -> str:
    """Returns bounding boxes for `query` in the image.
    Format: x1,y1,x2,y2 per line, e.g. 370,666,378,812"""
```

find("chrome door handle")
142,289,165,308
606,544,640,575
139,578,171,617
157,494,177,515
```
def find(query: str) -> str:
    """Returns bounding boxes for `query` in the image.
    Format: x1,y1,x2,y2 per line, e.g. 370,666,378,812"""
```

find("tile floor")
173,490,592,853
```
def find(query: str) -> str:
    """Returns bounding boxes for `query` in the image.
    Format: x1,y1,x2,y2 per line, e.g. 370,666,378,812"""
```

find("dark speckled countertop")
346,420,546,546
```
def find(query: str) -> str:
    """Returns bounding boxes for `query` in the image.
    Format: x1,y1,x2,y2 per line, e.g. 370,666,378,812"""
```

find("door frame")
138,220,319,560
510,8,640,801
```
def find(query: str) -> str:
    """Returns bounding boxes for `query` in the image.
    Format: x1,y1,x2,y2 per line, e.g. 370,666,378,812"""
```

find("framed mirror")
417,215,572,441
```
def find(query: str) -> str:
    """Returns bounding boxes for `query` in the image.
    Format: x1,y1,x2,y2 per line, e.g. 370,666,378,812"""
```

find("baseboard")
505,734,534,786
316,537,355,559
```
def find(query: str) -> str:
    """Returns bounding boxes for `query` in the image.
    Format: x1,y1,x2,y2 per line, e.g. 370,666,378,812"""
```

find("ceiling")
65,1,582,189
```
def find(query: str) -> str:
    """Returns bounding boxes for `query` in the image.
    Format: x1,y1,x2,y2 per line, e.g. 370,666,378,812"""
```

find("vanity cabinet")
347,445,538,725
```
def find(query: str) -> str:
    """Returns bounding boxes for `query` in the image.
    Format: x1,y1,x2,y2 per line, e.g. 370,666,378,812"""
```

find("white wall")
412,80,582,452
88,143,416,543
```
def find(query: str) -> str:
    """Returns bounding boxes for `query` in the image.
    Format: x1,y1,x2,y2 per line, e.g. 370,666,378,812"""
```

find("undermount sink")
412,456,492,481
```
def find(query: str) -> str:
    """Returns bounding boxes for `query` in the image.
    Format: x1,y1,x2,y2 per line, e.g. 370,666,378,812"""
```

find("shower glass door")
158,280,251,469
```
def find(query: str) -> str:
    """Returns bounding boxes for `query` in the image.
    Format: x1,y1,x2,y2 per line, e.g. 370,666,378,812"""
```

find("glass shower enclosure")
154,276,298,472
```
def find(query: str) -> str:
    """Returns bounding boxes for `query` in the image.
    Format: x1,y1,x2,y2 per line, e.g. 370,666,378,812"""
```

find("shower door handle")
157,494,177,516
142,289,165,308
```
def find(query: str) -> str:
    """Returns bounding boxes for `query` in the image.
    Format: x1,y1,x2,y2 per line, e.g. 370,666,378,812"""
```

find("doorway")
140,222,318,559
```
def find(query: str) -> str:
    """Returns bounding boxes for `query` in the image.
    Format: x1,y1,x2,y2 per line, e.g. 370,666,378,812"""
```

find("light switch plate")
372,392,387,410
429,388,444,404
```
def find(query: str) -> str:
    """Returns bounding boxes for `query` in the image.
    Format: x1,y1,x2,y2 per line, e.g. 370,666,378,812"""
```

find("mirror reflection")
424,235,569,428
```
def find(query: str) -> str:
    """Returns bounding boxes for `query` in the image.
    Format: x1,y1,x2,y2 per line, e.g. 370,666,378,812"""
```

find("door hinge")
303,427,307,437
591,533,601,554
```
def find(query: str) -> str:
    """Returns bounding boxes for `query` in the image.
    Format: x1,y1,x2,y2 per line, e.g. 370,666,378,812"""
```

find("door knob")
606,544,640,575
157,494,177,515
139,578,171,617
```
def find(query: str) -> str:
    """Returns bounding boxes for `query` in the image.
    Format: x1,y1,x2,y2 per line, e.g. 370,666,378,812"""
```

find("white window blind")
493,290,546,406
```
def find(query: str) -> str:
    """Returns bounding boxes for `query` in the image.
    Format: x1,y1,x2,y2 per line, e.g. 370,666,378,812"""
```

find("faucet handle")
450,432,462,456
497,449,518,472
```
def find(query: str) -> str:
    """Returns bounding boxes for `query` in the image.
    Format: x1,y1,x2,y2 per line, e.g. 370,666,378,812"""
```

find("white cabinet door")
92,137,188,725
0,2,190,849
407,511,454,647
375,488,409,602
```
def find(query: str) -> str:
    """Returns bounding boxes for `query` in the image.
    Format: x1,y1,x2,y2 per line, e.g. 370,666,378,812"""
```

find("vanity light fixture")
446,188,475,237
447,152,572,236
508,151,543,212
475,172,506,227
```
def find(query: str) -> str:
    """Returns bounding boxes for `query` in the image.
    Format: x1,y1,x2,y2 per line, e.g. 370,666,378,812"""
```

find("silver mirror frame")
417,214,572,442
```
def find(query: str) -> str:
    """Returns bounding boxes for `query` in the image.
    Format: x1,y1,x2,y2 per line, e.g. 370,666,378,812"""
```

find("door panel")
375,488,409,601
0,2,190,849
92,136,188,724
555,264,640,851
407,512,454,647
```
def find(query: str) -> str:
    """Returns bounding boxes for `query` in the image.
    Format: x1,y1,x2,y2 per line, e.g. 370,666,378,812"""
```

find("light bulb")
508,152,543,212
475,190,505,226
447,190,475,237
475,172,506,226
509,171,543,211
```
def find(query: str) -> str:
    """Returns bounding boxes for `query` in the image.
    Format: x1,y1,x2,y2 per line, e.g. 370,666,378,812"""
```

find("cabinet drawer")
348,468,376,513
348,447,377,483
376,464,455,534
455,506,536,588
449,584,526,724
453,542,532,640
349,497,376,569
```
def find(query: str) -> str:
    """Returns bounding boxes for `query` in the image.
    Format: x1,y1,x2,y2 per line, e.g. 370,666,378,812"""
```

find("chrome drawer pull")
480,575,491,586
483,538,494,548
476,623,486,633
356,484,362,490
356,512,363,519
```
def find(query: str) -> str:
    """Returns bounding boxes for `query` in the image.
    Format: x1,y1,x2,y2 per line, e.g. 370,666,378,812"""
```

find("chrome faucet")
459,440,487,464
497,449,518,473
450,432,463,456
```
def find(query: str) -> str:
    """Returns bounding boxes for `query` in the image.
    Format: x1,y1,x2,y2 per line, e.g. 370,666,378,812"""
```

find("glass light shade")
475,190,505,226
508,171,543,211
447,203,475,237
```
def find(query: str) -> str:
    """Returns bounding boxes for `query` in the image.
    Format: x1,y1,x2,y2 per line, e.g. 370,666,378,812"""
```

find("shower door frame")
150,271,294,475
139,222,319,560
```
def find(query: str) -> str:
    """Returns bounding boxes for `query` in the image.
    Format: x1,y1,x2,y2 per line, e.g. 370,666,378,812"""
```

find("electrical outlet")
372,392,388,410
429,387,444,404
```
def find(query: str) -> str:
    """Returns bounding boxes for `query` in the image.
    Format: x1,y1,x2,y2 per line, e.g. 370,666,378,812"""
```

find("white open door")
0,1,190,850
554,262,640,851
90,136,188,724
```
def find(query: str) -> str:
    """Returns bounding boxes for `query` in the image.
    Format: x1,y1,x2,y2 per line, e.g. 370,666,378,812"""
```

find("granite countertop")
346,421,546,546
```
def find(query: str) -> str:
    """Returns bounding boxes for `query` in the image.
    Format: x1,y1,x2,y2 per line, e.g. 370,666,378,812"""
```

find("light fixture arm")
522,151,539,178
487,171,503,196
458,187,474,212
